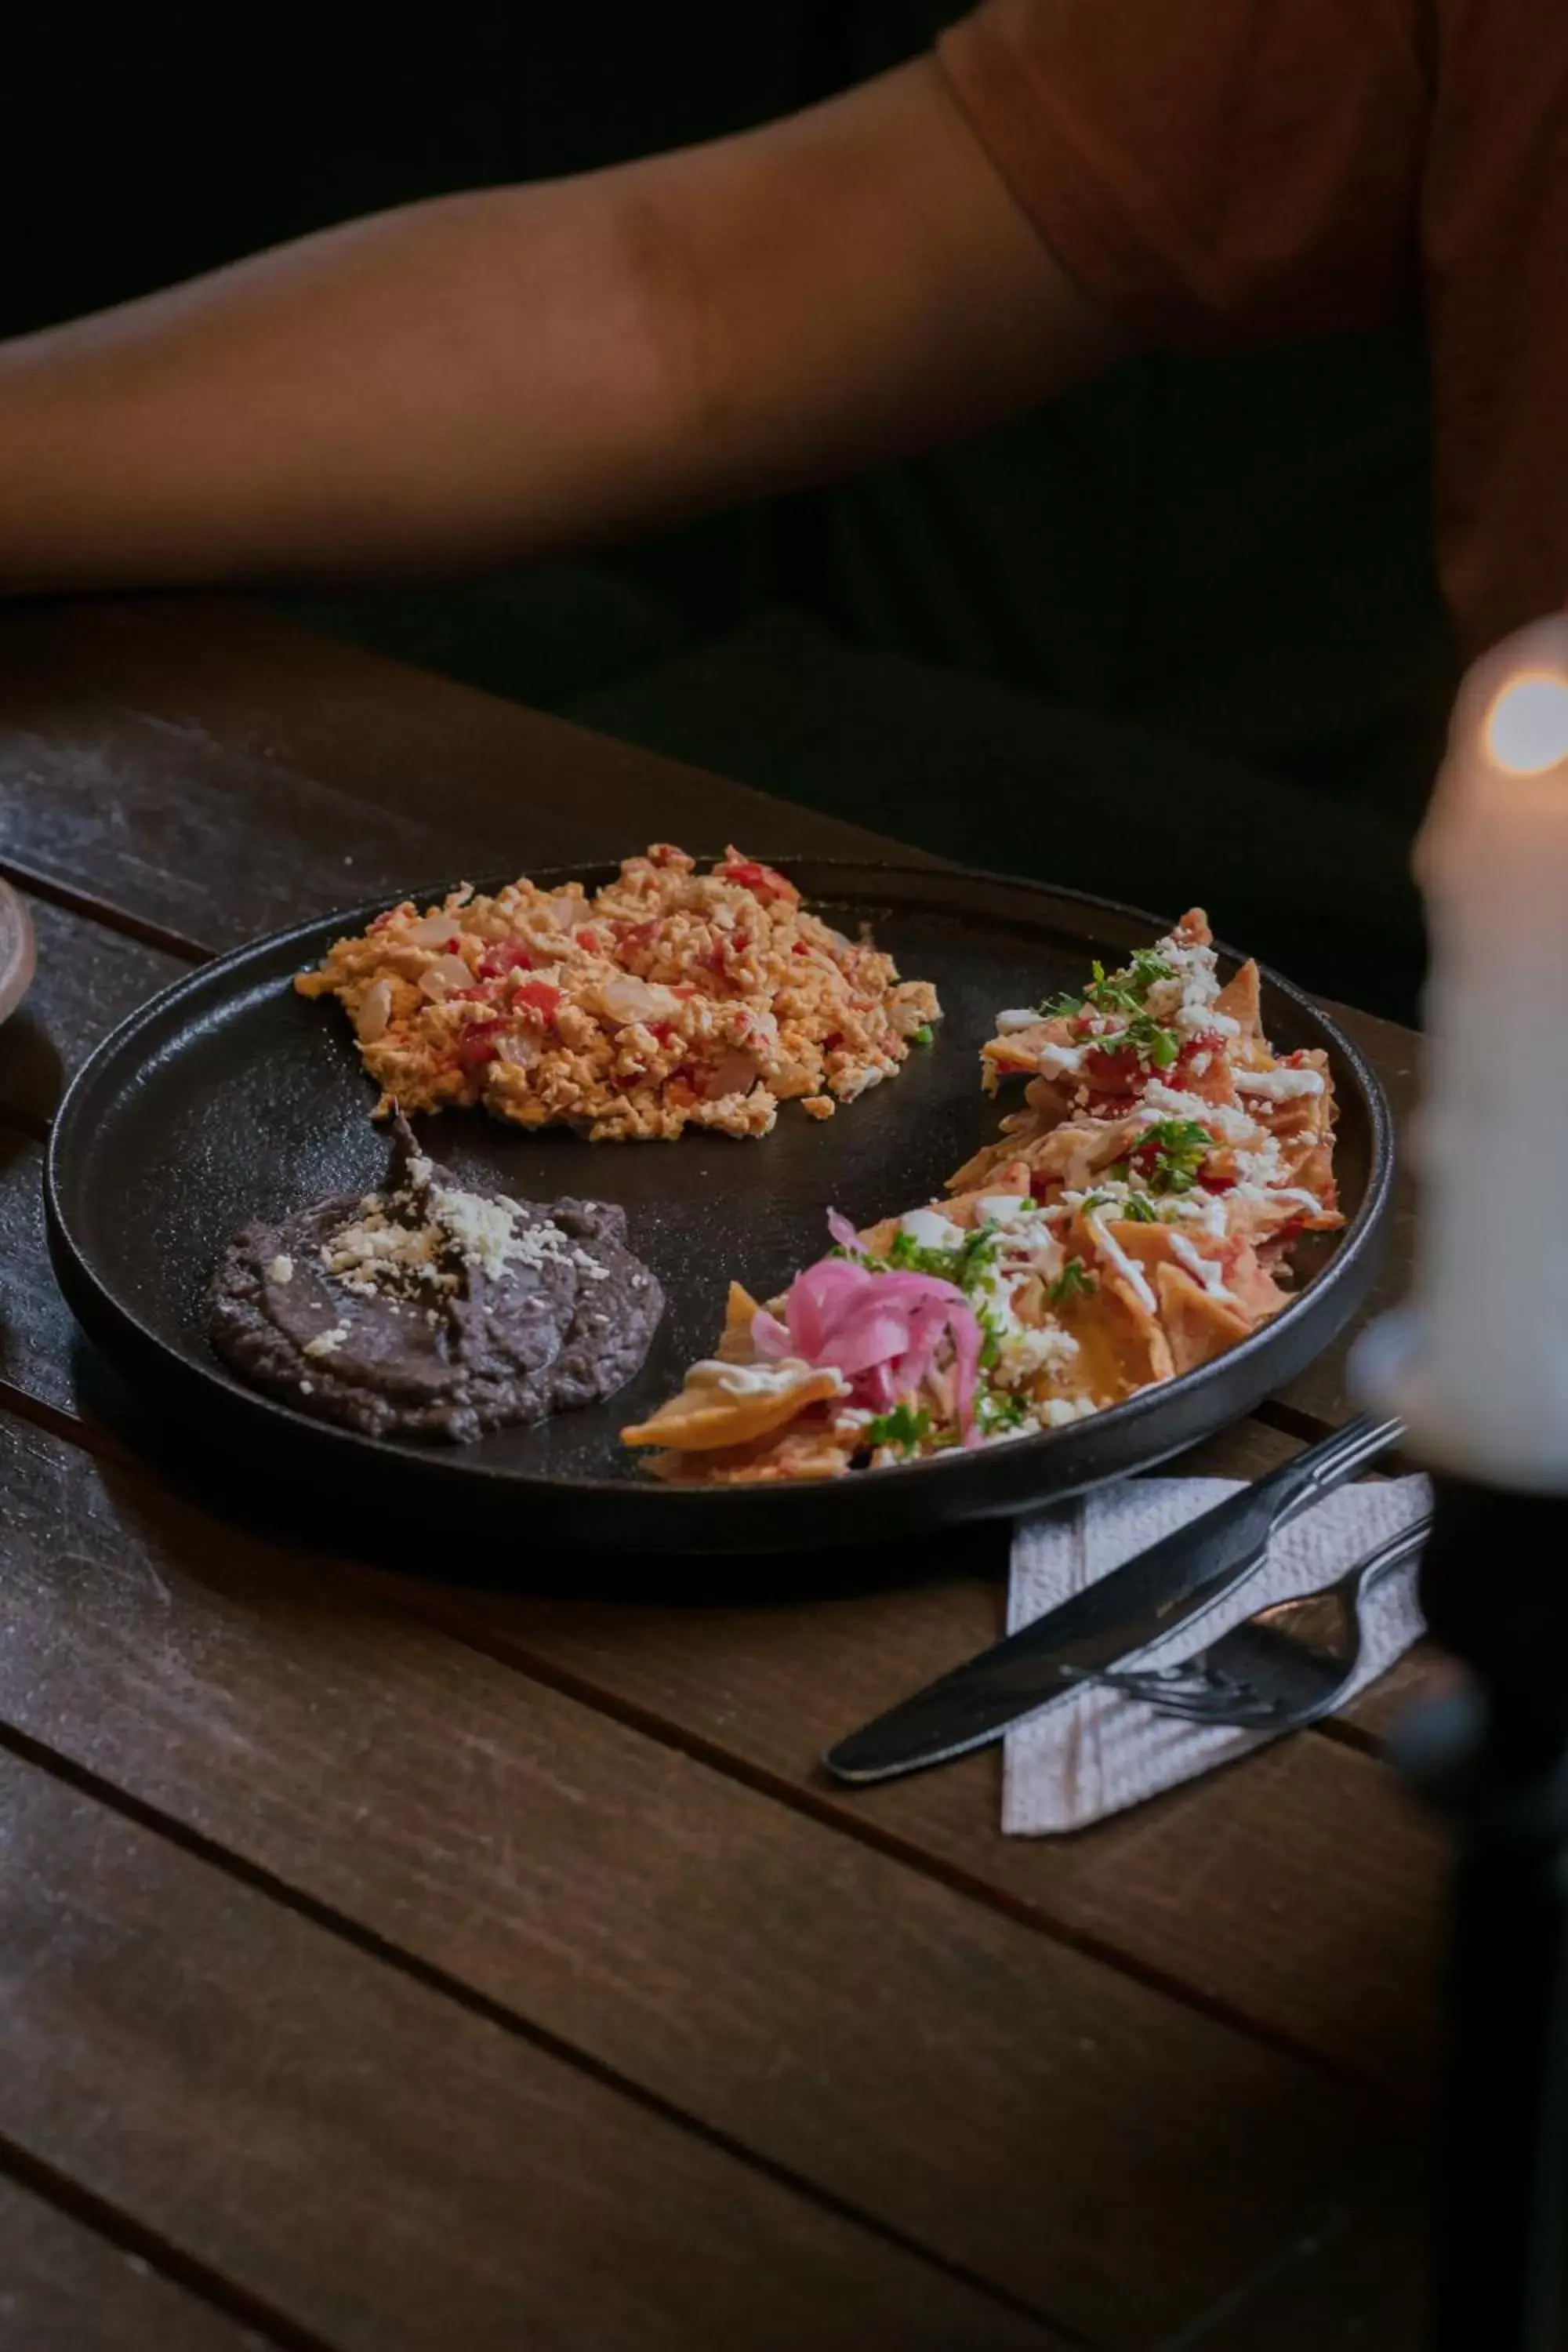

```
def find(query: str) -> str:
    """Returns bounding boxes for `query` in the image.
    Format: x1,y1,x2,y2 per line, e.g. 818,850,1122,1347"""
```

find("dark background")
5,2,1444,1011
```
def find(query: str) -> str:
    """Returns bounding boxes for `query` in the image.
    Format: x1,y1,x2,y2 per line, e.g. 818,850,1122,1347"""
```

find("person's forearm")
0,60,1128,595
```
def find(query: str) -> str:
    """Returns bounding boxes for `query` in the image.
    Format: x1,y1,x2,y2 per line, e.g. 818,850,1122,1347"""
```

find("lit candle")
1377,614,1568,1487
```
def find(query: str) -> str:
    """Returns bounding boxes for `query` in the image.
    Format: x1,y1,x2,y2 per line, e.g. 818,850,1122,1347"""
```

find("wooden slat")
0,1405,1406,2346
0,1740,1064,2352
0,597,899,953
411,1546,1448,2104
0,2172,268,2352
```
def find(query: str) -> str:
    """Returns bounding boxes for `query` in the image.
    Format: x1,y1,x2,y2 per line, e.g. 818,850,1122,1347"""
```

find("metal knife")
823,1410,1405,1784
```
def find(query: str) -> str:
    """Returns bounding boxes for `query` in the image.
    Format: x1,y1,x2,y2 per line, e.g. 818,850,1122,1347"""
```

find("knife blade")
823,1410,1404,1783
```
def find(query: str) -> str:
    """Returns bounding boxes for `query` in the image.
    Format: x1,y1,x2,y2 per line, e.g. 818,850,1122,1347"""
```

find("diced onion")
599,973,681,1027
354,977,394,1041
408,914,465,947
418,955,474,1000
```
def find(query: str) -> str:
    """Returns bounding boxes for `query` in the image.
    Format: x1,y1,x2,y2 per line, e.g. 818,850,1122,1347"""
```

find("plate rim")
45,856,1396,1547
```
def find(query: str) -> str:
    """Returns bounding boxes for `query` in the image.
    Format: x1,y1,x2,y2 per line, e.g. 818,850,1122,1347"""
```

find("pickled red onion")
752,1228,982,1441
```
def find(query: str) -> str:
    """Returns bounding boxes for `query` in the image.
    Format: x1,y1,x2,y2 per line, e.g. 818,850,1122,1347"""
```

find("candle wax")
1390,615,1568,1488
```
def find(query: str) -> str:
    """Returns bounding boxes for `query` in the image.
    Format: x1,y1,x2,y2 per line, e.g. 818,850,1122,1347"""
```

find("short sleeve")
937,0,1429,350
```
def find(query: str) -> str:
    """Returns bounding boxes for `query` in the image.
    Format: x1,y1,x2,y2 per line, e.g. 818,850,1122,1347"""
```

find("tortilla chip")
621,1364,842,1452
1155,1264,1254,1374
1213,958,1261,1040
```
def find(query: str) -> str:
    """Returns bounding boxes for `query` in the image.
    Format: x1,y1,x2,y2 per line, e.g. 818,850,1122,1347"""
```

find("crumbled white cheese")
994,1323,1080,1385
1033,1040,1086,1078
1139,1081,1258,1145
303,1324,350,1359
1232,1137,1287,1186
269,1255,294,1284
299,1378,314,1396
975,1195,1033,1227
994,1007,1046,1034
1037,1395,1099,1428
1161,1192,1231,1239
1235,1066,1326,1101
899,1207,966,1252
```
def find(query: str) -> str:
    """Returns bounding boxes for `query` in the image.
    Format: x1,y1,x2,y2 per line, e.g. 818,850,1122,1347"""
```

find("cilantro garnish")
1048,1256,1098,1305
1036,946,1175,1033
912,1023,935,1048
866,1403,931,1455
1127,948,1174,996
881,1223,1001,1293
1136,1116,1214,1194
1120,1193,1159,1224
1114,1011,1181,1069
976,1389,1029,1435
1032,988,1083,1021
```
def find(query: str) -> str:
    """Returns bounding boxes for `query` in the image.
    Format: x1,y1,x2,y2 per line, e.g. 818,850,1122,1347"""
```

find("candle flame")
1485,671,1568,775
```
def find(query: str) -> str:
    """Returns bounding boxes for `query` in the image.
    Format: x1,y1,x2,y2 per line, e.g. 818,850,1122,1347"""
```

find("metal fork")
1076,1510,1433,1732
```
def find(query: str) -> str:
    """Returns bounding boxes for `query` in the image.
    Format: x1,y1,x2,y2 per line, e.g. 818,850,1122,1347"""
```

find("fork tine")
1084,1667,1296,1726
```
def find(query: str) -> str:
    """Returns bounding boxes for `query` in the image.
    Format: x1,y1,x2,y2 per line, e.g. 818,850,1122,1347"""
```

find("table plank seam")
1252,1397,1337,1445
0,2128,321,2352
363,1576,1424,2116
0,1705,1092,2347
0,853,213,966
0,1367,1425,2116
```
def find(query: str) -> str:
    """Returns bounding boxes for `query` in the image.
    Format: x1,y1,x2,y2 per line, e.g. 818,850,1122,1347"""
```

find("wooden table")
0,595,1438,2352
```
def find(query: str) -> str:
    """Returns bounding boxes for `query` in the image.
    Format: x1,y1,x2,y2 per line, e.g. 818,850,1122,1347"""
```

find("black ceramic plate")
47,861,1392,1554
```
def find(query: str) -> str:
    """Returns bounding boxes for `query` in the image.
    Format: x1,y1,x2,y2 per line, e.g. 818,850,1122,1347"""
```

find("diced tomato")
448,984,495,1004
717,857,797,904
1081,1044,1139,1094
791,941,811,957
575,927,603,952
456,1018,505,1073
478,940,533,978
647,1021,676,1046
618,918,660,949
1198,1171,1236,1196
514,980,563,1023
822,1031,844,1054
730,931,750,953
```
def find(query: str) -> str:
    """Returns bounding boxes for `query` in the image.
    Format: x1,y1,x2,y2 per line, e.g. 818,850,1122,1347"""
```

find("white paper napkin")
1004,1473,1432,1835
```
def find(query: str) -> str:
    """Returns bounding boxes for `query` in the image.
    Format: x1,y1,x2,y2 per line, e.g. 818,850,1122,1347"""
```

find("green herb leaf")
912,1023,935,1048
1134,1116,1214,1194
1047,1256,1098,1305
976,1388,1029,1435
865,1403,931,1455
